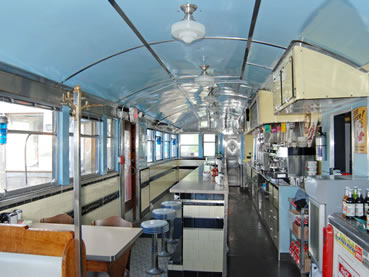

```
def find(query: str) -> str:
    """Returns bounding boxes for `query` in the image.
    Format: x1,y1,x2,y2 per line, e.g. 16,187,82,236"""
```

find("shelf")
289,253,310,275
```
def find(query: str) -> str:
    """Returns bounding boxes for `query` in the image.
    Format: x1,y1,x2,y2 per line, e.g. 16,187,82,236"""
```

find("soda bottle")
346,189,355,219
355,189,364,219
342,187,349,218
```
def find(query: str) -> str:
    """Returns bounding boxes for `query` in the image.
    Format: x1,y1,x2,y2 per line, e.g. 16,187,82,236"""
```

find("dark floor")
227,187,301,277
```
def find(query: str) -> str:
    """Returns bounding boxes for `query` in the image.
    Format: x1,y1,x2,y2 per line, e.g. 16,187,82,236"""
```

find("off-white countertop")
170,164,228,194
30,223,142,262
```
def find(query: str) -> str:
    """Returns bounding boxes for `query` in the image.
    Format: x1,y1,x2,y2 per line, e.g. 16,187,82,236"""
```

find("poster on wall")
353,107,367,154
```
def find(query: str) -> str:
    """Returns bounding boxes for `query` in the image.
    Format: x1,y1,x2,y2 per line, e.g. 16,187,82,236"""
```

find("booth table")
31,223,142,276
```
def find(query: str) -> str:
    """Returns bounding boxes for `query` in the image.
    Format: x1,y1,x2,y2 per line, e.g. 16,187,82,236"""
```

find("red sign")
355,245,363,263
339,263,352,277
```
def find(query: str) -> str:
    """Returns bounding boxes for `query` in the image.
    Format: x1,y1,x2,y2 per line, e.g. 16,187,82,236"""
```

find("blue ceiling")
0,0,368,129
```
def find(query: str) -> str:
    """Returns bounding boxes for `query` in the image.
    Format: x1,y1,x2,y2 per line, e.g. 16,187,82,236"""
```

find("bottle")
355,189,364,219
342,187,349,218
365,189,369,216
346,189,355,219
367,206,369,233
353,186,358,201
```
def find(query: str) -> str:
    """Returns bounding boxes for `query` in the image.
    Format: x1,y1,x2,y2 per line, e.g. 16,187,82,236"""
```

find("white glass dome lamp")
171,4,205,44
195,65,215,88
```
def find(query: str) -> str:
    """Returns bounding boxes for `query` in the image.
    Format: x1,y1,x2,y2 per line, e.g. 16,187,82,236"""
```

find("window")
146,129,154,163
164,133,170,159
107,118,116,171
155,131,163,161
0,101,55,192
171,135,177,158
204,134,216,157
70,118,100,176
180,134,199,157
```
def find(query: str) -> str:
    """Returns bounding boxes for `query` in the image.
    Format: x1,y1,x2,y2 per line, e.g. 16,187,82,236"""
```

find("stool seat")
152,208,176,220
141,220,169,235
161,200,181,210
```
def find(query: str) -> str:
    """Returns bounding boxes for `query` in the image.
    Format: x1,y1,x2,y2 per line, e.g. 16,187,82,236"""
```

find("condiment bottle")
355,189,364,219
342,187,349,218
346,189,355,219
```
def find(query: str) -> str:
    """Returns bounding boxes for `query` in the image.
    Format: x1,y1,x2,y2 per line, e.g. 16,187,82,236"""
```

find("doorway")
334,112,352,174
123,121,136,218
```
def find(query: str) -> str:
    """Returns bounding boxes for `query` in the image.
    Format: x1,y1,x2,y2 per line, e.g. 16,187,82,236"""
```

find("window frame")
146,129,154,163
171,134,178,159
69,116,100,178
155,131,163,161
179,133,200,158
163,133,170,160
106,118,116,172
0,100,58,196
203,133,217,158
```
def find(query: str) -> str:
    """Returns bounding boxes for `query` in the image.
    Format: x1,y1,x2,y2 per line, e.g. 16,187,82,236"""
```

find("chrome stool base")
146,267,164,275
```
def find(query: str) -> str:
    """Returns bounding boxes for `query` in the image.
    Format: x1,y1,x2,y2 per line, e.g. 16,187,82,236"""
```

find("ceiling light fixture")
171,4,205,44
195,65,215,88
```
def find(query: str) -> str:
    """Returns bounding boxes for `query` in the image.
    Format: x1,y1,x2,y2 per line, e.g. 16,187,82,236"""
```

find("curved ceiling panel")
151,39,246,78
299,0,369,66
64,47,172,102
243,64,272,89
117,0,254,42
247,43,285,70
253,0,326,47
0,0,141,82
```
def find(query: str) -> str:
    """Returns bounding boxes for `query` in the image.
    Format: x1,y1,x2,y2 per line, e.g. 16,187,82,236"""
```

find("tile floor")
227,187,301,277
127,187,301,277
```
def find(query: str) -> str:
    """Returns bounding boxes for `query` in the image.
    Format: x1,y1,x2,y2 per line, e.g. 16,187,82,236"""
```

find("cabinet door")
272,70,282,112
281,56,295,105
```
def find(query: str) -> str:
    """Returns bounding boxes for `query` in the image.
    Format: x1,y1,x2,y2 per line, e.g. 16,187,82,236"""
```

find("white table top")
170,164,228,194
30,223,142,262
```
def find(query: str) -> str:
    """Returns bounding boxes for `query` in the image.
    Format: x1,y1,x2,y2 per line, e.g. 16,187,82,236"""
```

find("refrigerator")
323,213,369,277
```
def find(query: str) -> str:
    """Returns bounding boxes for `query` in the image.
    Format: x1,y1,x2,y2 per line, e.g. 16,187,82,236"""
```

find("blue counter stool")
161,201,182,244
141,219,169,275
152,208,176,257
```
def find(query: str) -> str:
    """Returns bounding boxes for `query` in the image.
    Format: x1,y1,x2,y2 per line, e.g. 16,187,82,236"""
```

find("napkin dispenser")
0,212,18,224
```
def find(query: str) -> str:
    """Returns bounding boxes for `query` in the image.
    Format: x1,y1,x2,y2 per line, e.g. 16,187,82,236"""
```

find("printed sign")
338,255,360,277
335,229,363,263
353,107,367,154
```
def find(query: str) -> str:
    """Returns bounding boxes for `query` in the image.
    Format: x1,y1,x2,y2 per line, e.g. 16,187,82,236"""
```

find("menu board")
353,107,367,154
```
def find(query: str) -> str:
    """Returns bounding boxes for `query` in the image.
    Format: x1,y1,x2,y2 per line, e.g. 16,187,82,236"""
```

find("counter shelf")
169,164,228,277
288,198,310,275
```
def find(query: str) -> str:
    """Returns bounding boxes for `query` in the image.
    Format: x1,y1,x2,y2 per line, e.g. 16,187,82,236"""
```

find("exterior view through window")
146,129,154,162
70,117,100,176
180,134,199,157
107,118,115,171
204,134,216,157
155,131,162,161
0,101,54,191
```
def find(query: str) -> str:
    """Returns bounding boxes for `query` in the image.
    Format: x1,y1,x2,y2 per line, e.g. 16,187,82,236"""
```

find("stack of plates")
306,161,317,176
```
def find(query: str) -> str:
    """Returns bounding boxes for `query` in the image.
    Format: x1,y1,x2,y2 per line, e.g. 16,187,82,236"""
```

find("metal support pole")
73,86,83,277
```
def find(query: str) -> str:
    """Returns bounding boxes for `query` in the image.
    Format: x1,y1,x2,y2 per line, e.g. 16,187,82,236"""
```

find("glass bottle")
342,187,349,218
353,186,358,201
355,189,364,219
364,189,369,216
346,189,355,219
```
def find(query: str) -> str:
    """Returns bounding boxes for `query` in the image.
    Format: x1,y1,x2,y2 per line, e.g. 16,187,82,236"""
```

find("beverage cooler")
323,213,369,277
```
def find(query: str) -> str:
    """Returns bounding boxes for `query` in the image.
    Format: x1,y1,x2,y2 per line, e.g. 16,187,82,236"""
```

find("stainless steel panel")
287,154,315,176
224,135,241,187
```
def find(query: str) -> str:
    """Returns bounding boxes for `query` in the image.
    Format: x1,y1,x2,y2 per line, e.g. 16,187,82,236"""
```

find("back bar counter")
168,164,228,277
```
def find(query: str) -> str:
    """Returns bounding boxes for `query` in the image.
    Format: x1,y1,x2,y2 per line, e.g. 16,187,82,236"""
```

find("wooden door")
123,121,136,217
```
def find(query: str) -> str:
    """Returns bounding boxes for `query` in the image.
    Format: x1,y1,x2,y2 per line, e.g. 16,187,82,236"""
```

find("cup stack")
306,161,317,176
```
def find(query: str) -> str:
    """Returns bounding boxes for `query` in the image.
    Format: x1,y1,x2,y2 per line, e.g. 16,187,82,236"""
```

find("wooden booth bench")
0,224,86,277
